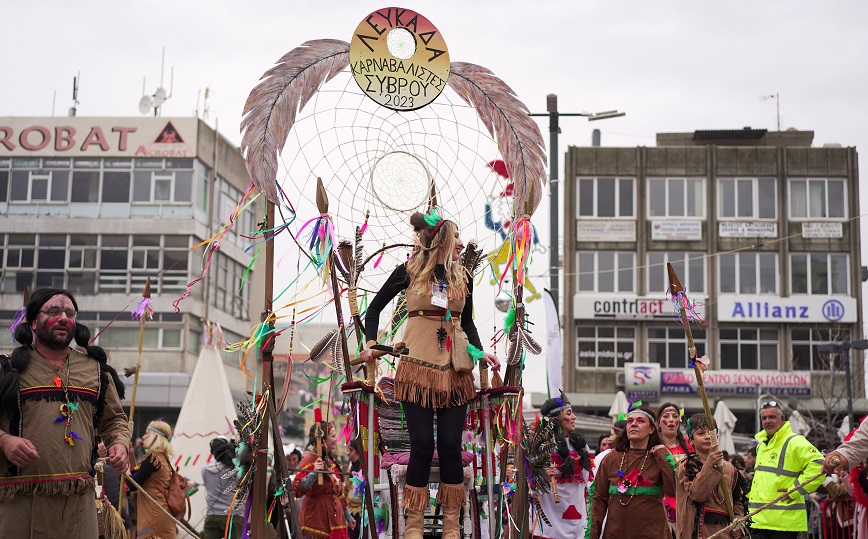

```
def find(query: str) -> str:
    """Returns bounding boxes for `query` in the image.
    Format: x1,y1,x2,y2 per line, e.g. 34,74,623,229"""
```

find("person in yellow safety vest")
748,401,824,539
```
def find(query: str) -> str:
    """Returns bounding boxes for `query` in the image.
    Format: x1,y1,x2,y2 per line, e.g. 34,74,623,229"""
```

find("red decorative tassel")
54,376,62,388
446,336,452,351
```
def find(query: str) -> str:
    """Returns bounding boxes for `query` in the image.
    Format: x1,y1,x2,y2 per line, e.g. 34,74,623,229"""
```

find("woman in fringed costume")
588,404,677,539
658,402,692,531
675,413,748,539
131,420,178,539
293,421,355,539
359,208,500,539
531,393,594,539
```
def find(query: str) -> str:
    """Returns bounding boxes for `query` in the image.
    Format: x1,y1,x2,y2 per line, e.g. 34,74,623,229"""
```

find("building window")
648,326,707,369
791,328,851,371
789,178,846,220
2,234,35,292
577,177,635,218
647,252,705,294
719,252,778,294
577,252,635,293
577,326,635,368
71,170,100,203
719,328,778,370
133,170,193,203
718,178,776,219
790,253,849,295
210,252,251,320
648,178,704,218
7,169,69,203
36,234,67,289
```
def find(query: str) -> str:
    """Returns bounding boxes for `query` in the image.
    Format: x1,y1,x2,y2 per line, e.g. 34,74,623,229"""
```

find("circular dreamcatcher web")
275,69,515,299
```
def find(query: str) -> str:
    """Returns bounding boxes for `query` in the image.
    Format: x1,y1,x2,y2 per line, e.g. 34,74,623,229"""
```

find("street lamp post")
817,339,868,429
530,96,624,312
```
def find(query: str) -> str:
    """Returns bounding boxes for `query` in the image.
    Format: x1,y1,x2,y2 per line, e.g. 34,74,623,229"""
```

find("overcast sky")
3,1,867,395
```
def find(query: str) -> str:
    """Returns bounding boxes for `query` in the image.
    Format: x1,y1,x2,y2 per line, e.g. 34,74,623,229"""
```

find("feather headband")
546,390,572,417
627,409,656,427
424,208,445,238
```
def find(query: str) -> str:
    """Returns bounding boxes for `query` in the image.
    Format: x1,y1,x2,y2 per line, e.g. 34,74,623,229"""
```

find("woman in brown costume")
588,404,677,539
131,420,177,539
359,208,499,539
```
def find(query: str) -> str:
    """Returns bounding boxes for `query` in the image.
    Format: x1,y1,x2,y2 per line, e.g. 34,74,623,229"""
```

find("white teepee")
172,343,239,533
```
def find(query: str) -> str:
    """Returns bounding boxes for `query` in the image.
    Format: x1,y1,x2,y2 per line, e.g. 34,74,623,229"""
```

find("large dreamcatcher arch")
237,35,547,539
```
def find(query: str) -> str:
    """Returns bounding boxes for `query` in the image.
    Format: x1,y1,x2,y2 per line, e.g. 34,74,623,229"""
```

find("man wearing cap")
0,288,130,537
748,401,824,539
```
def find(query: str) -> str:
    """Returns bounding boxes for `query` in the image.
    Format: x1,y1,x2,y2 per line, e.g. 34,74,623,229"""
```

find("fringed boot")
403,484,429,539
437,483,466,539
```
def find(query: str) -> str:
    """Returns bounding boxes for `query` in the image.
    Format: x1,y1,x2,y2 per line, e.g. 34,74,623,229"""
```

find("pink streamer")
173,242,221,313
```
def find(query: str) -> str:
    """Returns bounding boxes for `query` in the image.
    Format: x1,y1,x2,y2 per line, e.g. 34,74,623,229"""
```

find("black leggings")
402,401,468,487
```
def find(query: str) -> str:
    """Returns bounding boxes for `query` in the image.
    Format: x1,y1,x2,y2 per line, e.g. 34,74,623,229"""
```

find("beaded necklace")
615,447,651,506
50,352,82,446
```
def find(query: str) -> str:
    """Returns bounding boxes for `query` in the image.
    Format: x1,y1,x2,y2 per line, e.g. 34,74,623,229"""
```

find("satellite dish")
138,95,153,115
153,87,167,106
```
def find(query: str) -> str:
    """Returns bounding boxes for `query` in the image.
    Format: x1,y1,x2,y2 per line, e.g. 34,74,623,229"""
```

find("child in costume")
675,413,748,539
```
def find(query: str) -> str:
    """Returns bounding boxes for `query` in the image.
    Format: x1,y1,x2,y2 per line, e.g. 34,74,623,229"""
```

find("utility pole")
529,98,625,312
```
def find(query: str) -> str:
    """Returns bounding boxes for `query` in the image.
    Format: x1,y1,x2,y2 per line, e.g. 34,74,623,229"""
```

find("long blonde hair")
143,420,174,456
406,214,468,301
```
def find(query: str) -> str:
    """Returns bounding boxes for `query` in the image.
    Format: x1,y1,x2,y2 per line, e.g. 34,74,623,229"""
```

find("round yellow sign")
349,8,450,112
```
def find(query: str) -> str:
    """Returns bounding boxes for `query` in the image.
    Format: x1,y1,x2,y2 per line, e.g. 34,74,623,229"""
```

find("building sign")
718,295,857,323
651,220,702,241
660,369,811,397
625,362,660,400
573,294,707,320
349,8,449,111
0,117,198,158
802,222,843,239
576,220,636,242
718,221,777,238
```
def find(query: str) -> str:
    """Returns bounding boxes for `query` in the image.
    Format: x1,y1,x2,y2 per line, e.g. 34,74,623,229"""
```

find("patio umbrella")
838,416,852,442
713,400,737,454
788,410,811,436
608,391,629,420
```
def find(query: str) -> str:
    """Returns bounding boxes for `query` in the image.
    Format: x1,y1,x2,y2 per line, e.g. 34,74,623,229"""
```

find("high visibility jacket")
749,421,824,532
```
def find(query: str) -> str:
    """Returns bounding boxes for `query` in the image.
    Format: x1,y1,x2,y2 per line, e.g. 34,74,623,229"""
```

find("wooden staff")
323,178,378,539
120,278,151,510
314,407,324,485
250,200,276,539
668,263,734,521
707,456,836,539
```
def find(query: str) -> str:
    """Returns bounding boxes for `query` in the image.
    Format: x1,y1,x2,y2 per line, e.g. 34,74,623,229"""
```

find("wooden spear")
667,263,734,521
120,278,151,510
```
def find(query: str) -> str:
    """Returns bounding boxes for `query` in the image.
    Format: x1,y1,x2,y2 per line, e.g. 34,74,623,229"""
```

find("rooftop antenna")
760,93,780,131
69,73,80,117
137,47,174,116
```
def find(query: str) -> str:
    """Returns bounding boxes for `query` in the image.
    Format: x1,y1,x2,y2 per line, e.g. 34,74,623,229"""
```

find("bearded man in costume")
532,392,594,539
0,288,130,537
